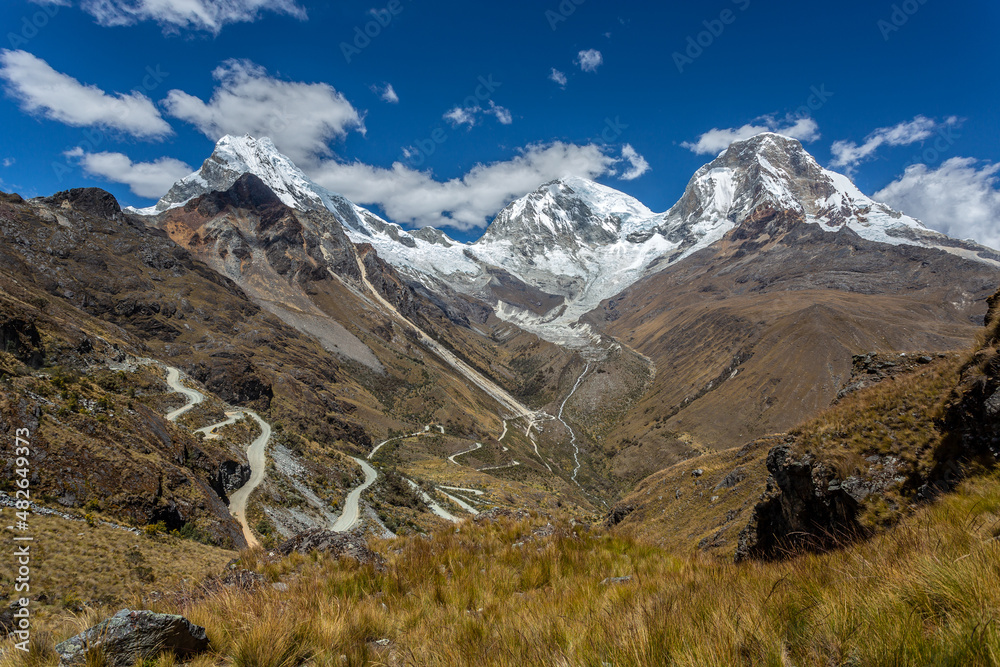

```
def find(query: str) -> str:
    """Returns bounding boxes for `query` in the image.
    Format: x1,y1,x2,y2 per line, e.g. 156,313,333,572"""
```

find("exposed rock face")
603,503,635,528
189,351,274,408
55,609,209,667
44,187,123,219
276,529,385,568
935,289,1000,470
211,460,253,502
735,289,1000,562
0,316,44,368
734,444,862,562
838,352,947,399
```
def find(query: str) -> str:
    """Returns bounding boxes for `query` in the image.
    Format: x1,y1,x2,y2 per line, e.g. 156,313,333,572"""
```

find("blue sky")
1,0,998,245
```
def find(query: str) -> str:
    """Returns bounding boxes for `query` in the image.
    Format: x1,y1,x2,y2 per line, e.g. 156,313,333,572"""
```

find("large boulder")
55,609,208,667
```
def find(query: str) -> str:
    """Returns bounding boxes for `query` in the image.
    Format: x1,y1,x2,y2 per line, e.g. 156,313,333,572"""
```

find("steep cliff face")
734,444,863,562
934,289,1000,469
733,288,1000,562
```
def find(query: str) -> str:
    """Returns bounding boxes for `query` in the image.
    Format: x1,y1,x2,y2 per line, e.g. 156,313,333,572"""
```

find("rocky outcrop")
932,289,1000,475
734,444,863,562
604,503,635,528
189,353,273,408
55,609,208,667
0,316,44,368
45,187,123,220
838,352,944,399
276,529,385,568
210,460,252,503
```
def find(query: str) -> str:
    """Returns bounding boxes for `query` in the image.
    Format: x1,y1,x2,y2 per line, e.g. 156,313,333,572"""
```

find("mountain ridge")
130,132,999,352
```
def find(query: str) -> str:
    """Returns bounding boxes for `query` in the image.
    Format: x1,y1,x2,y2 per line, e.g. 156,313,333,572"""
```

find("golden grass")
11,465,1000,666
792,356,961,468
0,514,234,621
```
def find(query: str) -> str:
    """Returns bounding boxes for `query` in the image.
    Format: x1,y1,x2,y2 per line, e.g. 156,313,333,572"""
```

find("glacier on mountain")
130,132,998,349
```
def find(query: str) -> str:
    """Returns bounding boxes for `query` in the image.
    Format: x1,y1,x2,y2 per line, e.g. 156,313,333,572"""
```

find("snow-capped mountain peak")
666,132,932,245
129,131,997,351
480,176,654,247
129,134,341,215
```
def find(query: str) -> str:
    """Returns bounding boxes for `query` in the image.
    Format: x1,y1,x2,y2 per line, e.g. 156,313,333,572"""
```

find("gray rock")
600,576,633,586
985,390,1000,418
714,466,747,491
55,609,208,667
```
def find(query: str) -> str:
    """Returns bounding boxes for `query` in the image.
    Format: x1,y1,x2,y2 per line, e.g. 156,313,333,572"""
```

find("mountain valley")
2,131,999,664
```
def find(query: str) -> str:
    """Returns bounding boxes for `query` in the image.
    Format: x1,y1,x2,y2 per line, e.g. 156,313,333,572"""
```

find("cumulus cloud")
67,149,192,198
618,144,650,180
71,0,306,34
2,158,14,167
163,59,364,165
372,83,399,104
875,157,1000,250
575,49,603,72
682,117,820,155
0,50,171,139
443,100,513,128
549,68,567,88
830,116,959,169
310,141,622,231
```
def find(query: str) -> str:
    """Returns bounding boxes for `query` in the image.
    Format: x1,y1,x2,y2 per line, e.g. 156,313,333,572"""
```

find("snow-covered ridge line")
130,132,999,350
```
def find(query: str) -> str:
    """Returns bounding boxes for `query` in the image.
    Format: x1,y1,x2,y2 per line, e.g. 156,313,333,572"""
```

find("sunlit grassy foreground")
13,465,999,667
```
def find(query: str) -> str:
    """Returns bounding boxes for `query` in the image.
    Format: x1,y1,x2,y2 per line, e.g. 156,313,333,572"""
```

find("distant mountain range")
132,133,999,351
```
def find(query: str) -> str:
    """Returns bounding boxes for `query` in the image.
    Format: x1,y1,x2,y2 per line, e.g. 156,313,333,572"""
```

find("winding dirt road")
368,424,444,460
163,366,270,549
405,479,459,523
164,367,204,421
331,457,378,532
226,410,271,548
448,441,482,465
195,411,242,439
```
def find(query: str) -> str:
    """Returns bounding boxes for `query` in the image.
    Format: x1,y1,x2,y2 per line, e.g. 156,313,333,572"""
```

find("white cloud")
372,83,398,104
619,144,650,180
575,49,603,72
549,68,567,88
73,0,306,34
443,107,476,128
0,50,171,139
682,117,820,155
67,149,192,198
310,141,621,231
2,158,14,167
442,100,512,128
163,59,364,165
830,116,958,169
875,157,1000,250
488,101,512,125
